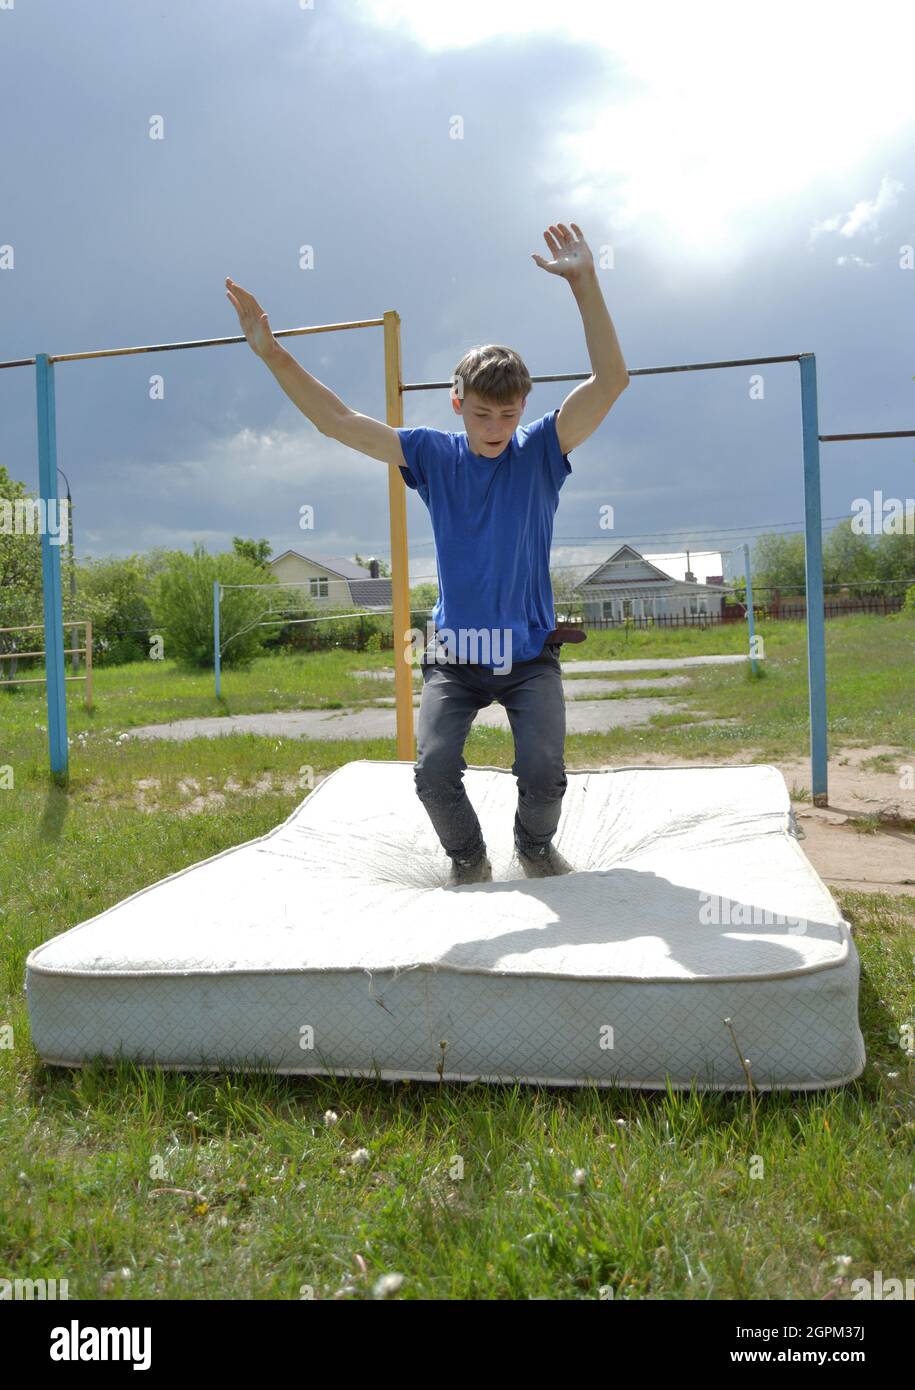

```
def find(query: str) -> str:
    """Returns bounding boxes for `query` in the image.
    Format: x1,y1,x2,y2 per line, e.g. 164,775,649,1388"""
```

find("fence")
0,620,93,703
575,595,906,630
763,595,906,620
575,613,737,631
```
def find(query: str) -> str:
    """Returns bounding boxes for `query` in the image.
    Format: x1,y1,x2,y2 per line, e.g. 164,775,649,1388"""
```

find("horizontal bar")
403,353,804,390
219,579,367,591
0,675,86,686
0,319,385,370
252,606,434,627
818,430,915,442
0,646,86,659
0,621,86,633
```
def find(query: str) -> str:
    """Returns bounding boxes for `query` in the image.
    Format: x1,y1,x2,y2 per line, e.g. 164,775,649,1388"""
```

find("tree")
550,567,583,622
354,553,391,577
752,532,808,598
822,519,878,596
873,529,915,598
232,537,273,567
409,580,438,607
0,464,43,633
74,554,159,665
149,542,282,668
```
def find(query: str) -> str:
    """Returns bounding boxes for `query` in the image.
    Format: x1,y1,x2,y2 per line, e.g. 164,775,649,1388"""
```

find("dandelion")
323,1109,339,1127
373,1272,405,1298
572,1168,587,1188
834,1254,853,1270
349,1147,370,1165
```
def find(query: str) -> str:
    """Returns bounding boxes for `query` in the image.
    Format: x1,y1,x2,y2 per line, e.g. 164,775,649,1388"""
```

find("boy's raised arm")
225,277,405,467
531,224,629,454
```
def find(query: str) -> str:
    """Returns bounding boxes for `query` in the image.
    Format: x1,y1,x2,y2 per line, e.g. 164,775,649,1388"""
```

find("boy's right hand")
225,277,278,360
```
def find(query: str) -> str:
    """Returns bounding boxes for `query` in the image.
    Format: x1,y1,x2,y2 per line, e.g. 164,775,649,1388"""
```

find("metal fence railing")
575,596,907,631
0,620,93,703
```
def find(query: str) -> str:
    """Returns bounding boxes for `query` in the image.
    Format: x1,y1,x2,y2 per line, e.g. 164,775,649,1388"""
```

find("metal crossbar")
0,620,93,702
5,319,912,801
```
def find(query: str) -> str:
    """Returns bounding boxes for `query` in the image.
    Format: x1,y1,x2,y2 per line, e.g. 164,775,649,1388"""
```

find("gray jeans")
414,635,567,862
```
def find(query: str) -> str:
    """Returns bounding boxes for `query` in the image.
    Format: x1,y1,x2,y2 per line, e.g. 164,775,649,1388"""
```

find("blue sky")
1,0,913,587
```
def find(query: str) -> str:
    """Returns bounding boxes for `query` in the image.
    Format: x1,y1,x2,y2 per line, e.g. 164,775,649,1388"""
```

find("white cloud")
811,175,904,244
355,0,915,266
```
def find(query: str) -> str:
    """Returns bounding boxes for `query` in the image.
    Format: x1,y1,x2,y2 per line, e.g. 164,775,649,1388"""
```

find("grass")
2,614,914,773
1,614,913,1298
1,900,913,1300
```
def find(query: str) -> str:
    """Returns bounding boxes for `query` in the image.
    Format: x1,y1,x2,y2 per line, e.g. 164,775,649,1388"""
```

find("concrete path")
127,697,705,742
125,654,742,743
354,654,747,679
556,654,747,672
371,675,690,703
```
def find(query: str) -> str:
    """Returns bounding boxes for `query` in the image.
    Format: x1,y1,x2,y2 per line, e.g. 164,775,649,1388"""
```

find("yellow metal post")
85,619,93,707
383,310,414,760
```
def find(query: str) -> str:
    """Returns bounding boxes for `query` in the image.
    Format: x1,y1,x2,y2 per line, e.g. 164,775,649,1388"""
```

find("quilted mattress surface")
24,760,865,1089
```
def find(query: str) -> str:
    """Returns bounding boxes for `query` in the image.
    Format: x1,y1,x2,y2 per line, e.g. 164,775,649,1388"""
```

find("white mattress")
24,761,865,1090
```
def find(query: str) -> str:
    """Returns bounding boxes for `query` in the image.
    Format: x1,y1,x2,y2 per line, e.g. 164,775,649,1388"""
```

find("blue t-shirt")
397,408,572,669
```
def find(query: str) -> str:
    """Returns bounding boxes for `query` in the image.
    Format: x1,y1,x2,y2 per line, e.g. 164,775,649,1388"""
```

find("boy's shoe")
514,841,573,879
448,851,493,886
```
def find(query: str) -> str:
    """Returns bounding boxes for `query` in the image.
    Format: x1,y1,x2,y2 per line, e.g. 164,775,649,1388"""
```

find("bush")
73,553,158,666
283,607,381,653
149,543,282,669
904,583,915,615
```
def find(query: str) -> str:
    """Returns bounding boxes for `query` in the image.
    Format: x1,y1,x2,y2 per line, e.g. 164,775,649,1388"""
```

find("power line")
353,513,862,554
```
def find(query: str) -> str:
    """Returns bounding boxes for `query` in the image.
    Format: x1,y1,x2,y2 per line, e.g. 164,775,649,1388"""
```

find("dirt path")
592,745,914,897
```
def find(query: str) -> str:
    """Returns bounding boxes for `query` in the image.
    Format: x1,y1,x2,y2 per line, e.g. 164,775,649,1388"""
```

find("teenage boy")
226,221,628,884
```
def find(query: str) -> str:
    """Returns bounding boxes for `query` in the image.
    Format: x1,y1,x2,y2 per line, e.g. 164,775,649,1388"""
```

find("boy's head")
450,344,532,457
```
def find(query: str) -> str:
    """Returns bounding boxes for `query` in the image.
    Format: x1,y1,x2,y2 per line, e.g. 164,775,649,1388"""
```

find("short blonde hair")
452,344,532,406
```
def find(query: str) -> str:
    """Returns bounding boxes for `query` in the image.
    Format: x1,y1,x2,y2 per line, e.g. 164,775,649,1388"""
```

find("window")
309,577,329,598
602,600,614,620
621,599,633,618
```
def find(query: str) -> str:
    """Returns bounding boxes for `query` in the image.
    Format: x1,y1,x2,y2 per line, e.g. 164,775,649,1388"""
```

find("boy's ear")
450,393,463,415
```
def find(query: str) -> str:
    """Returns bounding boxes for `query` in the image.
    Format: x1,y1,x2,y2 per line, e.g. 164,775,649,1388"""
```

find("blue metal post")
214,580,221,698
742,542,758,675
799,354,828,805
36,354,68,780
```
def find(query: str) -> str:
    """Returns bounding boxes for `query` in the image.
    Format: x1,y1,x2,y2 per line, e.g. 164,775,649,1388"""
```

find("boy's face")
451,389,527,457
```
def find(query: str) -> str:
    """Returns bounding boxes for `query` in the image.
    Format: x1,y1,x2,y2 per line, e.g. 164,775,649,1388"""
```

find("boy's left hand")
531,223,595,282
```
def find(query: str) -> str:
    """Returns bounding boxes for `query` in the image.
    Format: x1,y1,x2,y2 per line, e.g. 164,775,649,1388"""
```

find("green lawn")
1,614,913,1299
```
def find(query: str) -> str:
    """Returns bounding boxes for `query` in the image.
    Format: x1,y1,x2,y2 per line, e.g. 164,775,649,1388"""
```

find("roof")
577,544,673,588
348,579,392,608
575,544,734,594
268,551,374,579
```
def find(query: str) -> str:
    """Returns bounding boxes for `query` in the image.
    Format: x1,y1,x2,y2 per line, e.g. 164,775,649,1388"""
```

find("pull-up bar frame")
403,350,835,800
4,312,414,778
4,319,913,803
